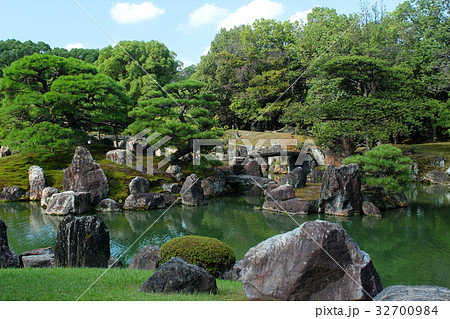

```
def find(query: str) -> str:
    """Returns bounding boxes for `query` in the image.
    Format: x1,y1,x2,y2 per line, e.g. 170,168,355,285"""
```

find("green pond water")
0,184,449,288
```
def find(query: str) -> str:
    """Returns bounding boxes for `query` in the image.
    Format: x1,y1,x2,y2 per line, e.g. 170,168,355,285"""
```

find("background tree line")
0,0,448,156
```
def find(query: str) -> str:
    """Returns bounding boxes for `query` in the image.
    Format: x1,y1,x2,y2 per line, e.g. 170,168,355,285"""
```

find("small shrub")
344,144,412,192
159,236,236,277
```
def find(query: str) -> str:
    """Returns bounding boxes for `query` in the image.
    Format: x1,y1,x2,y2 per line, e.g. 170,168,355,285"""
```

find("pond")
0,184,449,289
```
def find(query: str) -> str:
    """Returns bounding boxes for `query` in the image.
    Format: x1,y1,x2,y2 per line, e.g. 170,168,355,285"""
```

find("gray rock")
318,164,363,216
223,260,243,281
280,167,306,189
95,198,122,212
44,191,91,215
40,187,60,207
362,200,382,218
374,285,450,301
161,192,178,206
241,220,382,301
0,186,23,201
123,193,166,210
54,215,110,268
139,257,217,294
263,198,310,215
129,245,160,270
162,183,182,194
0,219,20,268
265,184,295,201
106,149,134,165
180,174,207,206
201,168,227,197
19,247,54,267
429,156,445,168
129,176,150,194
226,175,274,190
166,165,182,175
244,159,263,177
0,146,11,158
29,165,46,200
62,147,109,204
424,171,449,184
22,254,54,268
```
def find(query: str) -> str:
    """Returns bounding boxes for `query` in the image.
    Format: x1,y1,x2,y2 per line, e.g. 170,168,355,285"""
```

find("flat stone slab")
374,285,450,301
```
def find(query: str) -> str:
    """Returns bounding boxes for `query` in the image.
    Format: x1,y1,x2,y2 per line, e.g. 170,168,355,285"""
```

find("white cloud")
188,3,228,28
202,45,211,56
110,2,165,24
218,0,284,30
289,8,312,23
65,43,84,51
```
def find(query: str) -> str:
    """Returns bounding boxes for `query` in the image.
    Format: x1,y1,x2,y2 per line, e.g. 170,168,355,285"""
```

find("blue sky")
0,0,406,66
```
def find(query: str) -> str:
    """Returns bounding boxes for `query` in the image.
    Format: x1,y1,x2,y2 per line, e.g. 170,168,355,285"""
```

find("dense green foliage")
344,144,412,191
0,268,246,300
160,235,236,277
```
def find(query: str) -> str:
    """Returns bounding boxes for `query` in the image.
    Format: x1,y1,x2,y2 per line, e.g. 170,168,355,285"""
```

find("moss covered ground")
0,268,247,301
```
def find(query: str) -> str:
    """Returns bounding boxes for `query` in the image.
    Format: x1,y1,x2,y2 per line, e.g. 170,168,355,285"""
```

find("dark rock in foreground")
63,147,109,204
129,245,160,270
54,215,110,268
241,220,382,301
318,164,363,216
123,193,165,210
0,186,23,201
180,174,207,206
0,219,20,268
140,257,217,294
29,165,46,200
374,285,450,301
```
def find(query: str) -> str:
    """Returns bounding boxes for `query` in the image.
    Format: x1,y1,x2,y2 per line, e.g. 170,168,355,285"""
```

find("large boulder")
374,285,450,301
180,174,207,206
280,167,306,189
265,184,295,201
106,149,134,165
29,165,46,200
241,220,382,301
244,159,263,177
22,254,55,268
95,198,122,212
318,164,363,216
123,193,165,210
129,245,160,270
129,176,150,194
139,257,217,294
0,219,20,268
201,168,227,197
62,147,109,204
424,171,449,184
44,191,91,215
0,186,23,201
40,187,60,207
54,215,110,268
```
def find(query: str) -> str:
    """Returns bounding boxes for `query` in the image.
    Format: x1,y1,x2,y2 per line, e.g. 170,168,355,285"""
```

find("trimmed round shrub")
159,235,236,277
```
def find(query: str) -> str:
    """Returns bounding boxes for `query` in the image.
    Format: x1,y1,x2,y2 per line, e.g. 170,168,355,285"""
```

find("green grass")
0,145,172,202
0,268,247,301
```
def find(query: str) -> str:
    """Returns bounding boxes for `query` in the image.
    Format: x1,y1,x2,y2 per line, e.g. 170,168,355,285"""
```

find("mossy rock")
159,236,236,277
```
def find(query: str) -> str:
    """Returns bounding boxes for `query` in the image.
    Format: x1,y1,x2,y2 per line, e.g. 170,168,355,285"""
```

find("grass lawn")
0,268,247,301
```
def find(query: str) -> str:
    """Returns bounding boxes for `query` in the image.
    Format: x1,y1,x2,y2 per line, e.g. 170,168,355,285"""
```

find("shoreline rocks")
123,193,165,210
0,187,23,202
180,174,207,206
29,166,46,200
